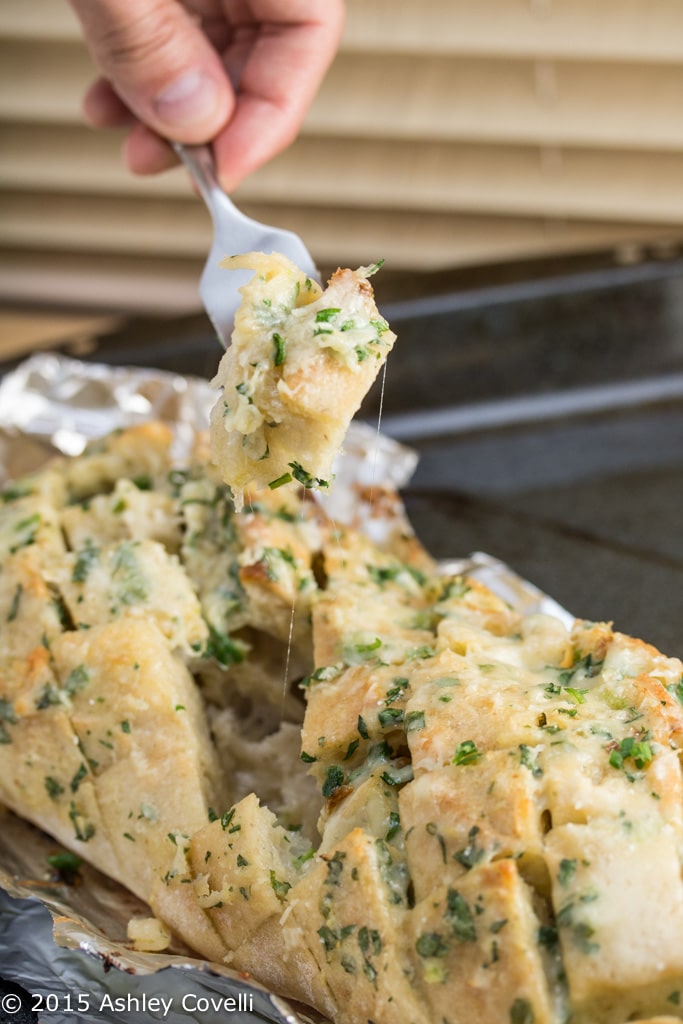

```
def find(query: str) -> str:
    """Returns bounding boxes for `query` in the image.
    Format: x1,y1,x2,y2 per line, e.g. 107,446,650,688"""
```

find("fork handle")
172,141,234,220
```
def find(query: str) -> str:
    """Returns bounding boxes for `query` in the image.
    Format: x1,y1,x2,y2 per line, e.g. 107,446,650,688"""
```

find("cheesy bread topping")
210,252,395,509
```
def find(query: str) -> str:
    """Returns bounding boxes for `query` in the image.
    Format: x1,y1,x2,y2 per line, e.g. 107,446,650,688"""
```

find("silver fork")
173,142,319,348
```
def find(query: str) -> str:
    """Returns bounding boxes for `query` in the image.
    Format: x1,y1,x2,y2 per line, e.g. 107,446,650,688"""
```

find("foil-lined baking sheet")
0,353,574,1023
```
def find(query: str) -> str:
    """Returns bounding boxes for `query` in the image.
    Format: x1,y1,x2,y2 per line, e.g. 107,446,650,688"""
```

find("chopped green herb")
0,699,17,726
509,997,535,1024
68,801,95,842
46,851,82,885
454,826,484,870
10,513,41,552
405,710,426,732
384,680,409,705
299,664,342,689
518,744,543,777
416,932,448,958
6,584,22,623
386,811,401,842
609,736,654,771
120,720,131,734
1,482,33,503
363,259,385,278
70,763,87,793
558,858,577,886
572,920,600,955
322,765,345,799
268,472,293,490
315,308,341,323
201,625,247,667
538,924,558,948
358,926,382,956
564,687,588,704
357,715,370,740
318,925,339,952
426,822,447,864
72,541,100,583
236,854,249,868
288,462,329,490
378,707,404,729
444,888,476,943
381,764,414,786
111,542,148,605
64,665,89,697
453,740,483,767
269,870,291,901
44,776,64,800
272,332,286,366
221,809,236,831
343,738,359,760
667,678,683,705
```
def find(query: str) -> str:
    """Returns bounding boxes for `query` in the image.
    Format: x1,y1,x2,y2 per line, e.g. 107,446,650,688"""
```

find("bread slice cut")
210,252,395,509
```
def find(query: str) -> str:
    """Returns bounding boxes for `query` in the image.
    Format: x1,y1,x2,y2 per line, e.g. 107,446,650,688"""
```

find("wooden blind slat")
0,191,677,271
343,0,683,63
4,124,683,226
5,41,683,153
4,0,683,63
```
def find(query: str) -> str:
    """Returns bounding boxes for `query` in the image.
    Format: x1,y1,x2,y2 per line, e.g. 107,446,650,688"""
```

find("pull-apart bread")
210,252,395,510
2,267,683,1024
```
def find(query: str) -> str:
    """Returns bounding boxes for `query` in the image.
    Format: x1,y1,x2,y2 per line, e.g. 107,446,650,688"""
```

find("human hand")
69,0,345,191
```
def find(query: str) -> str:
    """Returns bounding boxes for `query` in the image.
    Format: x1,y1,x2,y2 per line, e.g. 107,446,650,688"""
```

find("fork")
173,142,320,348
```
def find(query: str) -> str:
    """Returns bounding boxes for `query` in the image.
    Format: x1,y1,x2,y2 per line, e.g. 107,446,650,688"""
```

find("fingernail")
154,70,222,127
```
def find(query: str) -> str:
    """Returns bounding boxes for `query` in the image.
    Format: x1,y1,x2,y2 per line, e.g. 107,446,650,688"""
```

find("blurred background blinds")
2,0,683,313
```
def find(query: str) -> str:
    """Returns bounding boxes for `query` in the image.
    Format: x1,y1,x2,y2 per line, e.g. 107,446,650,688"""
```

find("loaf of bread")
2,419,683,1024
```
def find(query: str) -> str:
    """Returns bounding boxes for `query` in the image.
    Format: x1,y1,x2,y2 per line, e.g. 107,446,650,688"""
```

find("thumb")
69,0,233,143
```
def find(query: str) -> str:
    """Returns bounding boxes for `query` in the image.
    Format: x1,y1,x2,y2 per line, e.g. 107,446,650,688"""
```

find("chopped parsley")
444,887,476,943
6,583,22,623
71,541,100,583
608,735,654,772
558,858,577,886
453,740,483,766
378,707,404,729
68,801,95,843
46,851,83,885
288,462,329,490
70,763,87,793
509,997,535,1024
299,664,342,689
315,308,341,323
518,744,543,778
63,664,89,697
44,776,64,800
405,709,426,732
269,870,291,901
454,826,484,870
268,472,293,490
322,765,345,798
272,332,286,366
200,625,247,667
416,932,448,958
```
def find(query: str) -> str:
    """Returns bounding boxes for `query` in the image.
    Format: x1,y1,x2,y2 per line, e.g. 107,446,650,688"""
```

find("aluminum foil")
0,353,574,1023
